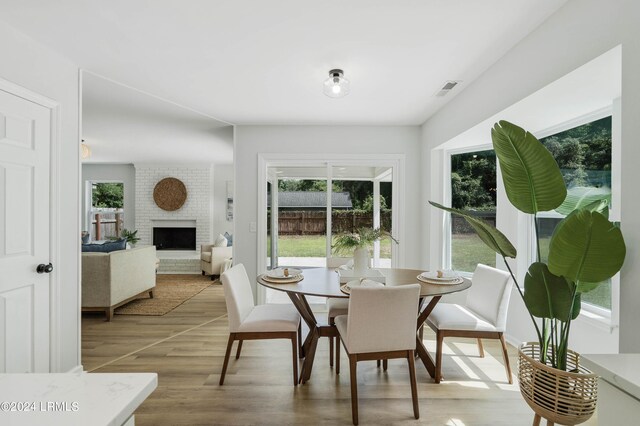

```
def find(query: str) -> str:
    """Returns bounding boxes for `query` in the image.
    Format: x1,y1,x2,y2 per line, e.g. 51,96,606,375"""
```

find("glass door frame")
256,153,405,305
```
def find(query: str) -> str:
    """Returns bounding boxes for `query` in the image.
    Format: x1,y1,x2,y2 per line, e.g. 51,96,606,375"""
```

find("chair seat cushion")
327,298,349,320
334,315,348,344
201,252,212,262
237,304,300,333
427,303,497,332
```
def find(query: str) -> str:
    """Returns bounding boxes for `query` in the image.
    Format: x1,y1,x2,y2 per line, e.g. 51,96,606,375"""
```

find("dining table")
257,267,471,384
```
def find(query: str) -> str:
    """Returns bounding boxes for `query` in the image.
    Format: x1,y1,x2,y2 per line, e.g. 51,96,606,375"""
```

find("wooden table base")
287,293,337,384
415,295,442,380
288,293,443,384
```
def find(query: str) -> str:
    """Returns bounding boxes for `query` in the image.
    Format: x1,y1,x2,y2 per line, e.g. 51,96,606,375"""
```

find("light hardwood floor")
82,275,597,425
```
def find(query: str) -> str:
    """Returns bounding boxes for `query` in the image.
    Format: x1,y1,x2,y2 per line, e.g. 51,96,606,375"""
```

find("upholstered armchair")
201,244,232,279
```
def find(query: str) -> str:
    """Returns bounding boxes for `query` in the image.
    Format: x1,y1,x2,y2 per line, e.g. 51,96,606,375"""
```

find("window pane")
450,150,496,272
540,116,612,190
536,116,612,310
537,216,612,310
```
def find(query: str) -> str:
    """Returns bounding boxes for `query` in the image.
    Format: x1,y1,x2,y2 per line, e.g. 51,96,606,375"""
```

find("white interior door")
0,86,51,373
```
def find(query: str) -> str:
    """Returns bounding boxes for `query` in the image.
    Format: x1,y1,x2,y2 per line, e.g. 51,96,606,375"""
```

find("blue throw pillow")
81,233,91,244
224,232,233,247
82,238,127,253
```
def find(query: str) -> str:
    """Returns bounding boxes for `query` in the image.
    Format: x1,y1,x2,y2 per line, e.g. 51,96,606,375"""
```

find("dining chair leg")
336,338,340,374
298,322,303,358
435,331,444,384
532,414,541,426
235,340,243,359
219,333,235,385
477,338,484,358
291,333,299,386
329,336,334,367
407,350,419,419
383,359,388,371
499,333,513,384
349,355,359,425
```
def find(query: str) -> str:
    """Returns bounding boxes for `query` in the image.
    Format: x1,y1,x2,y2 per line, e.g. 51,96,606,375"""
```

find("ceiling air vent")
435,80,460,97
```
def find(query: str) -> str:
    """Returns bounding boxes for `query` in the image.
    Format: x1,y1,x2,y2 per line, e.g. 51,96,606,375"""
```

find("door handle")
36,263,53,274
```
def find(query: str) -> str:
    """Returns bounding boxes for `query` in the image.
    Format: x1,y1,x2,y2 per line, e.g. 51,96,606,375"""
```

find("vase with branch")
333,227,398,275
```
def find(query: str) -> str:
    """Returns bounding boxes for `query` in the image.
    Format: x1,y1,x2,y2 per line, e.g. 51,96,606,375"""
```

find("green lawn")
452,234,611,310
270,235,392,258
451,234,496,272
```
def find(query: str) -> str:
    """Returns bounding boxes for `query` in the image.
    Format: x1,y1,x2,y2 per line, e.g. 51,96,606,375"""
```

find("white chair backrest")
345,284,421,354
466,264,513,330
221,264,255,332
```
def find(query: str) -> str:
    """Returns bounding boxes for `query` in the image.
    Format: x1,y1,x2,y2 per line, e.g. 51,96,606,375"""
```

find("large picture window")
449,149,497,272
536,115,613,310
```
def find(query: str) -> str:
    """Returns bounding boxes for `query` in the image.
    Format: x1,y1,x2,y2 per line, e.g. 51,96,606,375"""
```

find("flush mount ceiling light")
323,69,350,98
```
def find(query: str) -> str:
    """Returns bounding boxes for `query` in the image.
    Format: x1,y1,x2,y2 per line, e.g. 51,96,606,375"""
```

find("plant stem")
533,213,541,262
502,256,543,346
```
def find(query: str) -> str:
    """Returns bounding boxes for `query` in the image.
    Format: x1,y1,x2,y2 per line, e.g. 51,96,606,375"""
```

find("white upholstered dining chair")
219,264,301,386
335,284,421,425
327,297,348,371
425,263,513,384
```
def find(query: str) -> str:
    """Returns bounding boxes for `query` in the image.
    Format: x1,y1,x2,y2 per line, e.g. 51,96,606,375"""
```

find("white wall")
213,164,234,236
421,0,640,354
234,126,423,296
0,22,80,371
81,164,136,232
134,164,213,249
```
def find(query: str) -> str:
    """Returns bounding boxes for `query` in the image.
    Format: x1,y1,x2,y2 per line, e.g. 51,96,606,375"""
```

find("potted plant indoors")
121,229,140,247
430,121,626,425
332,227,397,275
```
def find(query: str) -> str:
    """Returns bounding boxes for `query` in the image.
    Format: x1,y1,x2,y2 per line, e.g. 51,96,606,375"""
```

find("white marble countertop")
582,354,640,400
0,372,157,426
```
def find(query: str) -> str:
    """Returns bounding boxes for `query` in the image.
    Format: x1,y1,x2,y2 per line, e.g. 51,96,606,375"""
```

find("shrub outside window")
537,116,613,310
449,149,497,272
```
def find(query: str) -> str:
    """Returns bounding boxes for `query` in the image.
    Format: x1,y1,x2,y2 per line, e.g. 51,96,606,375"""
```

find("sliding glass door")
264,163,395,304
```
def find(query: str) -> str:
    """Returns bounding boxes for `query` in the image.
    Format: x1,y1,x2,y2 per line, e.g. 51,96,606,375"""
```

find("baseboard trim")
66,365,84,374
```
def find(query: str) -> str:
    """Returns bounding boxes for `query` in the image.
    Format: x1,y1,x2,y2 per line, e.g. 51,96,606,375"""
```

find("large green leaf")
556,186,611,216
491,121,567,214
429,201,516,258
524,263,580,321
548,210,626,284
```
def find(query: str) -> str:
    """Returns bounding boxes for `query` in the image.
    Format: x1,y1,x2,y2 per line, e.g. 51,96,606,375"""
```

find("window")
449,149,497,272
88,182,124,240
536,116,613,310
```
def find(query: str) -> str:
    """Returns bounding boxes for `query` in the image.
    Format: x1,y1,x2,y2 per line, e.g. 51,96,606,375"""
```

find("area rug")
115,275,216,316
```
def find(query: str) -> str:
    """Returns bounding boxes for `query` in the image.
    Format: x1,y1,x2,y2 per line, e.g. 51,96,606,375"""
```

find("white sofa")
82,245,157,321
201,244,232,279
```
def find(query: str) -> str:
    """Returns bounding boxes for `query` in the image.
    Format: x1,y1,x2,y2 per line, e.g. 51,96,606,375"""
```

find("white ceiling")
0,0,567,125
82,71,233,164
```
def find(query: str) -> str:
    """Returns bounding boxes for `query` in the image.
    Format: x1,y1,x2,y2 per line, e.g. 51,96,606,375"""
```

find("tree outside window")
450,149,497,272
537,116,612,309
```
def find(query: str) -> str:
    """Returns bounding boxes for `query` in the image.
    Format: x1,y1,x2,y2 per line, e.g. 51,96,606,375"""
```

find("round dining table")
257,267,471,384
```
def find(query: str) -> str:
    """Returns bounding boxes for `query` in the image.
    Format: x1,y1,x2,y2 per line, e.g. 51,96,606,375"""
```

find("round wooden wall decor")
153,177,187,211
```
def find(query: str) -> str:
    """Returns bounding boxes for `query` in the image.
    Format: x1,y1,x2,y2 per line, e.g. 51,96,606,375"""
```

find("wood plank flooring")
82,274,598,425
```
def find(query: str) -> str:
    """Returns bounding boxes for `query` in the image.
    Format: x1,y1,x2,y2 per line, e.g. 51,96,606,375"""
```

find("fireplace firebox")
153,227,196,250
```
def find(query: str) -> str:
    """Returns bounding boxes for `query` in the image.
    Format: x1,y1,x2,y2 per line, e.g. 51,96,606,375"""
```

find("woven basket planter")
518,342,598,425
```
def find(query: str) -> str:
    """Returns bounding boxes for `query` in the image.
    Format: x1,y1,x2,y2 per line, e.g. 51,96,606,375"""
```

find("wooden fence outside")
91,211,124,240
271,210,392,235
451,210,496,234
